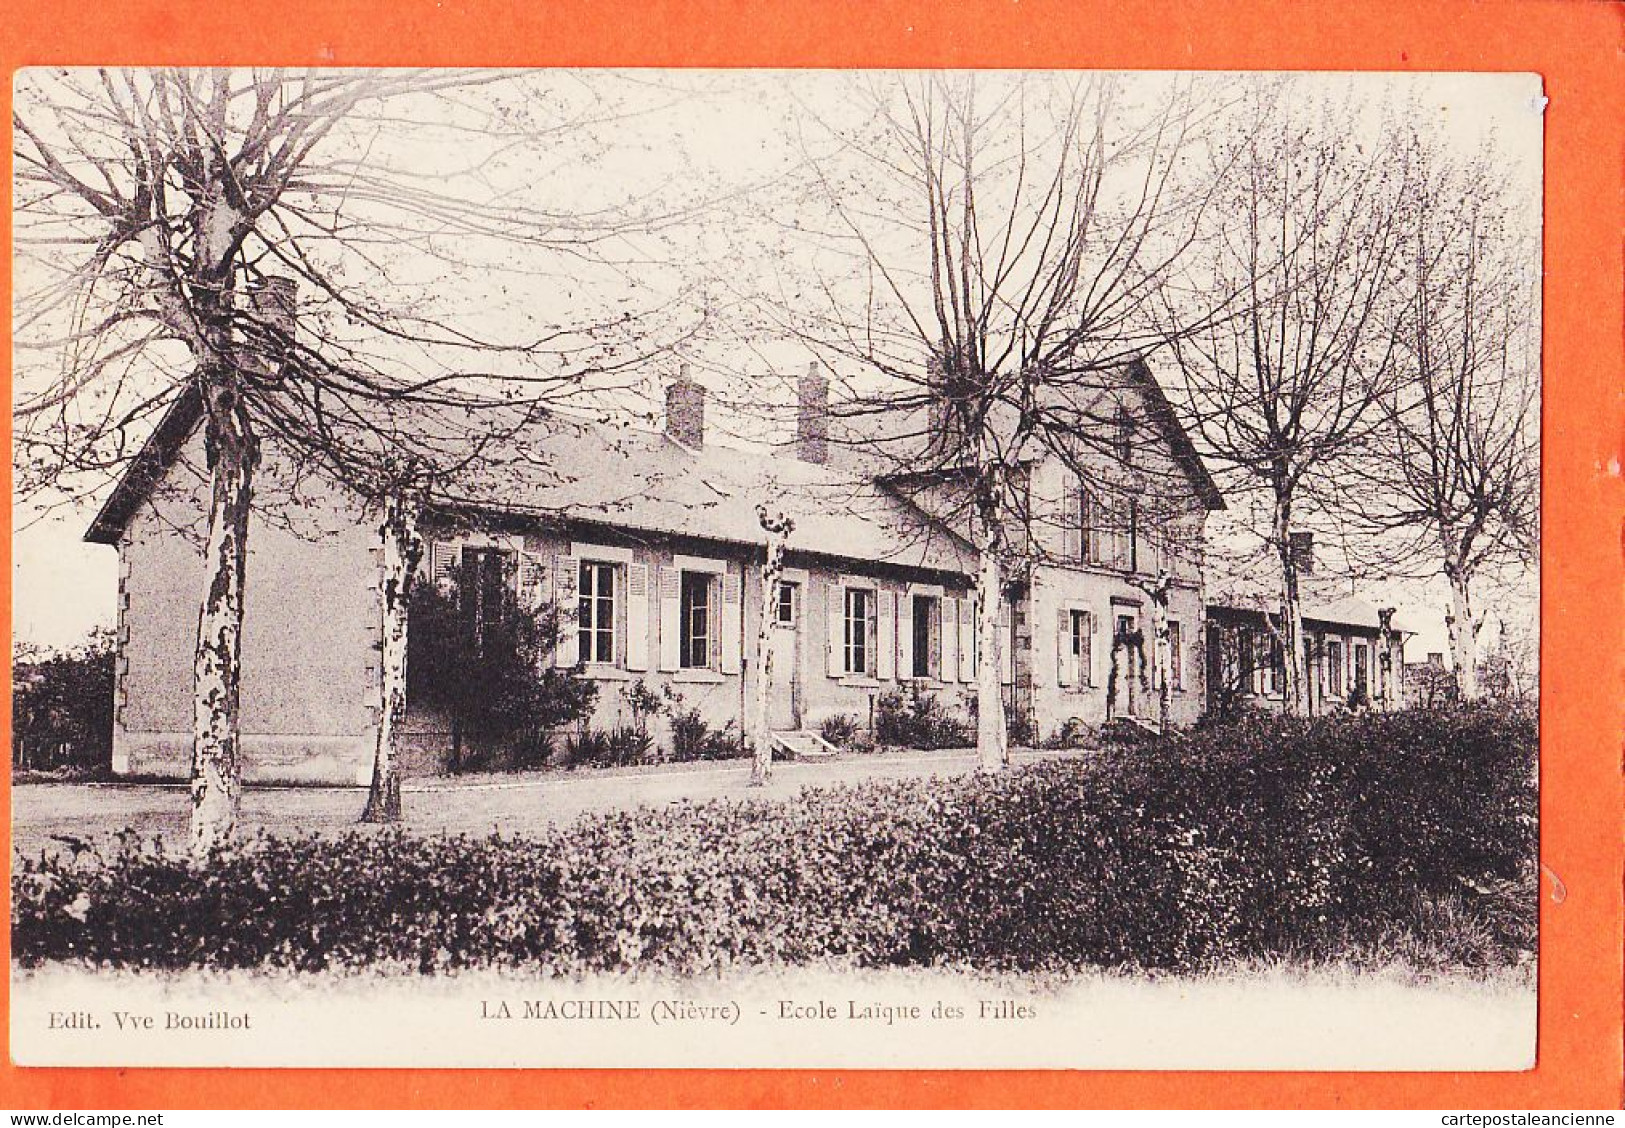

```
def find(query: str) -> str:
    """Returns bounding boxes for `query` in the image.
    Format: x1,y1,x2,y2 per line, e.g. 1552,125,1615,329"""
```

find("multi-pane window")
1354,643,1369,697
680,571,714,669
1129,500,1141,573
911,594,939,679
1070,609,1092,686
844,587,873,676
1268,636,1284,695
577,561,617,664
1076,485,1103,564
1168,621,1183,690
463,547,512,656
775,581,797,627
1327,640,1345,698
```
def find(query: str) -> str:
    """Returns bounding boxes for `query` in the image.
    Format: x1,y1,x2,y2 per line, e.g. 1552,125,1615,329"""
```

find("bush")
408,581,597,772
874,688,973,750
12,631,115,776
667,707,744,762
12,704,1536,976
563,724,655,770
818,713,861,748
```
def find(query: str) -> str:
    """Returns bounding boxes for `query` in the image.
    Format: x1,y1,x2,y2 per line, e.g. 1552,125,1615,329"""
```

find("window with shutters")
1106,495,1132,570
1070,609,1092,687
680,571,715,669
577,561,617,664
844,587,873,676
1168,620,1184,690
461,547,513,657
1076,483,1105,565
1129,500,1141,573
910,594,939,679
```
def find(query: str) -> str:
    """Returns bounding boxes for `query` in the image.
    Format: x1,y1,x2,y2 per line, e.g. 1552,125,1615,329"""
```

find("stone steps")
771,730,842,761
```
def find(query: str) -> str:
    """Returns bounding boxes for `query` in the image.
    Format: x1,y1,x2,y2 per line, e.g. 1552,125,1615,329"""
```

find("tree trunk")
188,378,259,858
749,506,794,786
363,492,422,823
1145,574,1173,734
974,540,1010,772
1376,607,1397,711
1271,495,1308,716
748,546,784,785
1445,563,1480,699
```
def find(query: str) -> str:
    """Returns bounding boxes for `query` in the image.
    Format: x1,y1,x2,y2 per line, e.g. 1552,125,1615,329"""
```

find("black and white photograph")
10,67,1541,1070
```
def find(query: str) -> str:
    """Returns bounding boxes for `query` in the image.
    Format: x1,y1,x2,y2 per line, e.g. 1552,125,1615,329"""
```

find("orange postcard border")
2,0,1621,1110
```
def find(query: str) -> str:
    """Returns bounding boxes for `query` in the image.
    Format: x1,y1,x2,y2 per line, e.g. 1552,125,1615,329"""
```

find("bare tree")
1343,136,1539,699
1163,93,1415,716
747,504,795,785
739,72,1231,767
14,68,701,849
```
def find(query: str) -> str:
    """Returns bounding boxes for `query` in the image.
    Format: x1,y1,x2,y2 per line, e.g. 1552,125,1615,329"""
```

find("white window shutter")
826,584,843,677
1057,607,1073,687
998,602,1014,686
1090,610,1103,688
517,551,549,611
897,593,913,679
432,541,461,589
876,590,895,680
625,563,650,671
553,555,579,667
941,597,960,683
960,597,977,682
1063,479,1083,561
658,567,681,672
719,570,743,675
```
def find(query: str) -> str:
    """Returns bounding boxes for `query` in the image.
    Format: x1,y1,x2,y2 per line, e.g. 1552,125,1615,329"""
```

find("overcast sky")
12,68,1543,653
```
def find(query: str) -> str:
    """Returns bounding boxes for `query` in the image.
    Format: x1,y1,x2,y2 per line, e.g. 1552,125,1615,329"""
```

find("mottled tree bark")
363,492,423,822
1271,494,1309,717
748,506,794,787
974,528,1010,773
189,375,258,858
1137,571,1175,734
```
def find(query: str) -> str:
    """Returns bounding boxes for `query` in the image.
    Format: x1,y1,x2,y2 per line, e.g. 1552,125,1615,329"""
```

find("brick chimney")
665,366,705,448
1289,531,1315,576
795,362,829,464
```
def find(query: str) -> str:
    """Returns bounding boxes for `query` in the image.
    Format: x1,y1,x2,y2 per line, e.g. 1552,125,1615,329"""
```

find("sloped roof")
1303,594,1407,634
437,414,975,574
1208,593,1410,636
85,390,974,576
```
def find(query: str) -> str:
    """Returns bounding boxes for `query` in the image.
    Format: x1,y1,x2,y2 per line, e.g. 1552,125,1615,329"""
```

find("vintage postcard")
6,63,1549,1074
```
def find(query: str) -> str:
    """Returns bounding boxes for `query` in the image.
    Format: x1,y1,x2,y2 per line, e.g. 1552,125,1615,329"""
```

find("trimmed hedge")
11,704,1536,975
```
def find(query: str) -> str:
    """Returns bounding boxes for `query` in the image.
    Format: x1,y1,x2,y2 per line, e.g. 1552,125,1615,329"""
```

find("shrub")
408,580,597,772
564,724,654,770
818,713,861,748
667,708,744,762
874,688,973,750
12,704,1536,977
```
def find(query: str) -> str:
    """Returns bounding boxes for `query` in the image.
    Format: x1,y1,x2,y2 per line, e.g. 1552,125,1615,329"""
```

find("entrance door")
1115,610,1140,717
767,581,801,729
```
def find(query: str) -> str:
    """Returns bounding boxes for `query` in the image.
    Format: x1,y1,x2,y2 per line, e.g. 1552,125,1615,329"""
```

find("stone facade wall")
113,429,380,784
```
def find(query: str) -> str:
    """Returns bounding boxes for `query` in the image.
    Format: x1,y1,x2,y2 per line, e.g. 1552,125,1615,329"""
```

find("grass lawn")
10,745,1081,859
